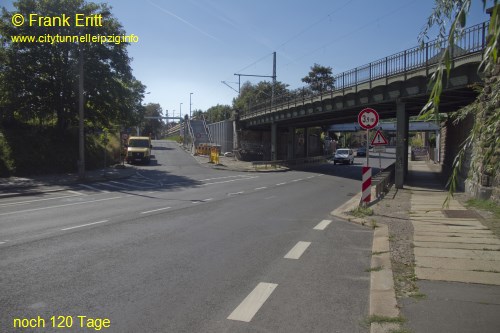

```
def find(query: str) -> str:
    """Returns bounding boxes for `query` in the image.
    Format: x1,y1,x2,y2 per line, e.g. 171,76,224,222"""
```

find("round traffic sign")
358,108,379,130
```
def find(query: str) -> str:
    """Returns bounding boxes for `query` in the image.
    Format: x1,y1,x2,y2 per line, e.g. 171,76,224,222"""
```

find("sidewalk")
331,160,500,332
401,161,500,333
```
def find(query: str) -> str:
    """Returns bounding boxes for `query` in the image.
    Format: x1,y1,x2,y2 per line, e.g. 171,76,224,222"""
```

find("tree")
0,0,145,130
301,63,335,94
420,1,499,202
141,103,163,138
232,80,289,110
206,104,232,123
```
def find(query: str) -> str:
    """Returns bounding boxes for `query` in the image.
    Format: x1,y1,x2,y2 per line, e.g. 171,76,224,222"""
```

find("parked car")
333,148,354,165
357,146,367,157
125,136,152,164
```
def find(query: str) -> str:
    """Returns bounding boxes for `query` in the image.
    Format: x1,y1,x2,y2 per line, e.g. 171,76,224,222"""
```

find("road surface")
0,141,392,332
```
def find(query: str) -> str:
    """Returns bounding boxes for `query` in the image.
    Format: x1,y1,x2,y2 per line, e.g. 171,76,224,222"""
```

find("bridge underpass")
236,22,487,188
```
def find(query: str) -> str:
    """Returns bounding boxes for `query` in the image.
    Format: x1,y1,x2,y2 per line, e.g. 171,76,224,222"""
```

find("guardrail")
242,21,488,119
251,155,328,170
373,163,395,199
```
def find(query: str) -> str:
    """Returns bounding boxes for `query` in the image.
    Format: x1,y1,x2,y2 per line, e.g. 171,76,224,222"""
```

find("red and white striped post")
362,166,372,204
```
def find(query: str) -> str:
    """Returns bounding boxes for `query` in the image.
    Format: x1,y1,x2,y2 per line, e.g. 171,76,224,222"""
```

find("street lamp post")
180,103,183,119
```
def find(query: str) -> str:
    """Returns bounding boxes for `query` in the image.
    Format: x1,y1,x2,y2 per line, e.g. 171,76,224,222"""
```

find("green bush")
0,133,15,177
1,124,120,176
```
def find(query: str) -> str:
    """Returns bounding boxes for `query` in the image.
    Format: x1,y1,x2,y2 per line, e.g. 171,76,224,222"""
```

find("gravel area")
369,187,420,301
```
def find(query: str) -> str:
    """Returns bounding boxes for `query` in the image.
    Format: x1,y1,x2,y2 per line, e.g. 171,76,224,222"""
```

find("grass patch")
370,219,379,229
365,265,384,272
409,291,427,299
364,315,406,325
350,206,374,218
466,199,500,219
389,328,413,333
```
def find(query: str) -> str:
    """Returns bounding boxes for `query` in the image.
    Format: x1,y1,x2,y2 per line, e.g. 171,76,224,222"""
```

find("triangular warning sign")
371,129,388,145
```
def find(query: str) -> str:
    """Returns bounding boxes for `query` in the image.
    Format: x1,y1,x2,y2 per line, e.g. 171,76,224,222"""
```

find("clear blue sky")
4,0,491,118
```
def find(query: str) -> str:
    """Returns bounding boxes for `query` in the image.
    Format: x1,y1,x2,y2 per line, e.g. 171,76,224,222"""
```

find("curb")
331,194,400,333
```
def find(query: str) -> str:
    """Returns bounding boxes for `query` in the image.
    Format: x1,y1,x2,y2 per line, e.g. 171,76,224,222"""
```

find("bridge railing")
242,21,488,119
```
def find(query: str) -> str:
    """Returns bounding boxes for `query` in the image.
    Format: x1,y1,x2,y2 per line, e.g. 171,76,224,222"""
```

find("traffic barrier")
362,167,372,204
209,146,220,164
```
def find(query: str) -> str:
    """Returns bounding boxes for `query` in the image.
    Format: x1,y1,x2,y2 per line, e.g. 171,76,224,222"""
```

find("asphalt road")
0,141,390,333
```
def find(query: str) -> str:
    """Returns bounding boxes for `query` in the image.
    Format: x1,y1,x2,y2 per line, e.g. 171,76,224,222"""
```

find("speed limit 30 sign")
358,108,379,130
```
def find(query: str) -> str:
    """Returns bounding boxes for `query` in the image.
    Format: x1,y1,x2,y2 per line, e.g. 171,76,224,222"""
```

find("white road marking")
314,219,333,230
110,181,154,189
61,220,109,231
306,176,315,179
0,196,122,216
254,187,267,191
284,241,311,259
291,179,303,182
200,175,252,181
140,207,171,214
204,176,258,186
127,178,157,185
97,182,129,190
276,182,287,186
78,184,109,193
0,193,83,207
227,282,278,322
0,241,6,245
228,192,244,196
66,190,86,196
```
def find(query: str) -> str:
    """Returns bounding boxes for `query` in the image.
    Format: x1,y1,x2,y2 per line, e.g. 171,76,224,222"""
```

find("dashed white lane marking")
291,178,303,182
228,192,244,196
284,241,311,259
314,219,332,231
0,241,6,245
0,196,122,216
61,220,109,231
140,207,171,214
227,282,278,322
191,198,214,204
255,187,267,191
276,182,286,186
306,176,315,179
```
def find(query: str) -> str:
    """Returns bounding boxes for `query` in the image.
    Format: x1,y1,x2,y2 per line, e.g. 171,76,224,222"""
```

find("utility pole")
272,51,276,107
78,43,85,180
190,93,193,118
233,51,277,100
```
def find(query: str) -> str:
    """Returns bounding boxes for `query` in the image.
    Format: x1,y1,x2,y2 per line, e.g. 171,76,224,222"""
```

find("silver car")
333,148,354,165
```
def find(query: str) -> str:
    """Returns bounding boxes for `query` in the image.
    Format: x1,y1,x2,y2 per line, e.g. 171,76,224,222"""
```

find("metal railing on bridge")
242,21,488,119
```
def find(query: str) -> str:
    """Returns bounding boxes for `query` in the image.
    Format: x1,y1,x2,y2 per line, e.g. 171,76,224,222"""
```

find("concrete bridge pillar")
304,128,309,157
395,101,409,188
271,122,277,161
287,127,295,160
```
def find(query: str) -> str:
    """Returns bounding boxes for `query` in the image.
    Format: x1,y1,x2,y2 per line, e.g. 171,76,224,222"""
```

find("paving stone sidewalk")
401,161,500,333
